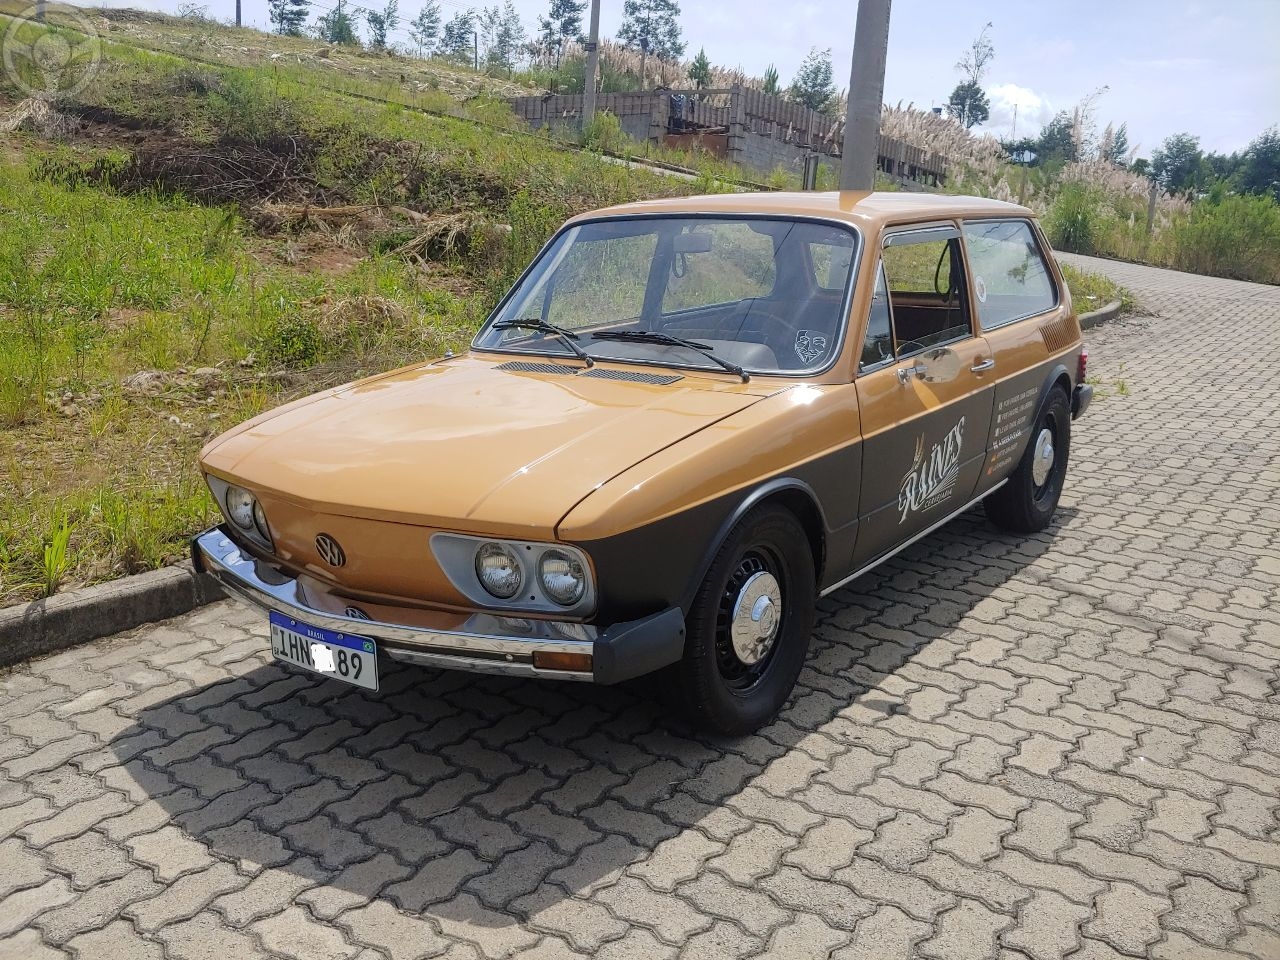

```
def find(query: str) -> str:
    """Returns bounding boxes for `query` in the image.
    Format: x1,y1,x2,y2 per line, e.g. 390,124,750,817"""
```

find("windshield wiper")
591,330,749,382
492,318,594,367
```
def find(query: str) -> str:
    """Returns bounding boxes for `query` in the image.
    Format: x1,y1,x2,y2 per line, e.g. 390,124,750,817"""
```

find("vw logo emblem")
344,605,371,620
315,533,346,567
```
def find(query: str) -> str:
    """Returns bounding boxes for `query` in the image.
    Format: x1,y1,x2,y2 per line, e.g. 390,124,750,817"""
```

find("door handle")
970,358,996,373
896,362,927,384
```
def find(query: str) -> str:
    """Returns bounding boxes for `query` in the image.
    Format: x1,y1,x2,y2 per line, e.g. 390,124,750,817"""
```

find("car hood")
202,356,774,537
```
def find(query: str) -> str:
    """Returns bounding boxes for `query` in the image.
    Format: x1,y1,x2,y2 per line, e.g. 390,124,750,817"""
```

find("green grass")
1059,263,1136,316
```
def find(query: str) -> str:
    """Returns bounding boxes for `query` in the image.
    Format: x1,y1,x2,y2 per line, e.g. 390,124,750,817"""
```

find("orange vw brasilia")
193,191,1091,734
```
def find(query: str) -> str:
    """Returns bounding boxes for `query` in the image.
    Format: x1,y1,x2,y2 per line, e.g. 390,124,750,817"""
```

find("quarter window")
860,263,894,370
962,220,1057,329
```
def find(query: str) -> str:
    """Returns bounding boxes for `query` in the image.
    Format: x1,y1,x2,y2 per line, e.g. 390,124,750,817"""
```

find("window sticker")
794,330,828,365
974,275,988,303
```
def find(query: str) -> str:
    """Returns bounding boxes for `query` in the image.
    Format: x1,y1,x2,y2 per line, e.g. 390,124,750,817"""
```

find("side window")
544,233,657,330
860,262,894,370
880,231,972,356
962,220,1057,329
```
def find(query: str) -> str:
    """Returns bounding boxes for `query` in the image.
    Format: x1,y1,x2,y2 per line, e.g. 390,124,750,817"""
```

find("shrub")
1163,192,1280,285
1044,183,1104,255
258,316,323,367
581,111,628,155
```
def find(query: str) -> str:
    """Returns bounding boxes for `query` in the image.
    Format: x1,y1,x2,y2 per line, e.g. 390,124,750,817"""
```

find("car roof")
573,191,1034,230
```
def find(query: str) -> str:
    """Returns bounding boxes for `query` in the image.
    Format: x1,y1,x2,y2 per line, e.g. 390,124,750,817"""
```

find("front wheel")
985,385,1071,533
676,506,816,735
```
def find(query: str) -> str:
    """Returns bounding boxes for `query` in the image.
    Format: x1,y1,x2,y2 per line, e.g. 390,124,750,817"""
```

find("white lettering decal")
898,417,966,524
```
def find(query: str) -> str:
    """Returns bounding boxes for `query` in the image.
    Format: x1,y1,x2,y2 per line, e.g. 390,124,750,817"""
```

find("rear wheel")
985,385,1071,533
676,506,816,735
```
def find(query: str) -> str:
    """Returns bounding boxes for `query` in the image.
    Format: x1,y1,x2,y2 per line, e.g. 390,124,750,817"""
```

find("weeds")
41,516,73,598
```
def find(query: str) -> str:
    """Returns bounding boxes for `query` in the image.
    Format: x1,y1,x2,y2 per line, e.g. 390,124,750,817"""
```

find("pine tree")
480,2,525,72
538,0,585,66
365,0,398,49
688,47,711,89
789,47,834,112
945,79,989,128
762,63,780,96
268,0,309,36
315,2,358,45
945,23,993,129
617,0,684,60
409,1,440,55
1104,121,1130,164
440,10,476,64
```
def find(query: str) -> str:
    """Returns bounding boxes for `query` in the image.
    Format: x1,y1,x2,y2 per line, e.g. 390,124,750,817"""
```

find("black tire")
985,385,1071,533
675,506,816,735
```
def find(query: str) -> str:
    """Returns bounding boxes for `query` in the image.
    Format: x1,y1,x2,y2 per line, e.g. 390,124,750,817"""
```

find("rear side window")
962,220,1057,329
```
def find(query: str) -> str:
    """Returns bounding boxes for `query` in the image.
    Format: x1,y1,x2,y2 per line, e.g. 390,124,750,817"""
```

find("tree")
315,3,358,45
944,22,993,129
409,1,440,54
480,2,525,72
1037,111,1077,165
537,0,585,66
440,10,475,64
956,21,994,85
268,0,309,36
762,63,780,96
1152,132,1204,193
1102,121,1130,165
688,47,711,89
617,0,685,60
789,47,834,112
945,80,989,128
1129,157,1150,176
1239,126,1280,197
365,0,398,49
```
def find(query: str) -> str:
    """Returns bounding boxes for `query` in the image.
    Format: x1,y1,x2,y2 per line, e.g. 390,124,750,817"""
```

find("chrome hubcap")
1031,427,1055,487
729,571,782,665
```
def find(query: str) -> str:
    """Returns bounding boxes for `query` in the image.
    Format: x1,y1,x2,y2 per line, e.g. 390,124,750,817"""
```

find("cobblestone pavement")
2,255,1278,960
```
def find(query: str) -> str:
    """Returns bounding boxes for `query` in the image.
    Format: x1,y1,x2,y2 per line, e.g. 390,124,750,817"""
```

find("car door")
961,217,1073,494
851,224,996,568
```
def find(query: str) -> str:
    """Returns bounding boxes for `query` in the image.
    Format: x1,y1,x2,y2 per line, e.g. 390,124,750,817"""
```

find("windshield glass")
473,216,858,375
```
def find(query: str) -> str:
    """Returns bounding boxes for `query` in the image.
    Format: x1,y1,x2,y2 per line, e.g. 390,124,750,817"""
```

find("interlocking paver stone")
2,255,1278,958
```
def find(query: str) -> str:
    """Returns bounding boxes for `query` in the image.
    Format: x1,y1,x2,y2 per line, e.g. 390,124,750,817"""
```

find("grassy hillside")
0,7,1129,603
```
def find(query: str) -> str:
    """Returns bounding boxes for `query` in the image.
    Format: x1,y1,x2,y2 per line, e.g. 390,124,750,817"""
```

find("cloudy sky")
125,0,1279,156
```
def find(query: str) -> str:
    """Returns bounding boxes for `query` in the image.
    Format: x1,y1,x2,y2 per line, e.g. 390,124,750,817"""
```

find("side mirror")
919,347,962,382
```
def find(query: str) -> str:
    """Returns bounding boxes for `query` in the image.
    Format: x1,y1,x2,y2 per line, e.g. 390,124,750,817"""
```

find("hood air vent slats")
494,361,682,385
579,369,682,385
495,361,583,375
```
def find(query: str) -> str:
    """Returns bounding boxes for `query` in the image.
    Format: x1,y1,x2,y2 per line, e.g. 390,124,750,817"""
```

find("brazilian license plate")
268,611,378,691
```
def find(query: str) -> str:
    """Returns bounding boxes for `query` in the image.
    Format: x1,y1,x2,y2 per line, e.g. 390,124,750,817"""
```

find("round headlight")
225,486,255,529
538,549,585,606
252,499,272,543
475,542,523,599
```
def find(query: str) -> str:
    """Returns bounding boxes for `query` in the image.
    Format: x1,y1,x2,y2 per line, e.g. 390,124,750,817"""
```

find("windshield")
473,216,858,375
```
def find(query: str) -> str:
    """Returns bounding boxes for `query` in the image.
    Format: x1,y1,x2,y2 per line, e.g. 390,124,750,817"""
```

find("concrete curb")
1079,299,1122,330
0,562,222,668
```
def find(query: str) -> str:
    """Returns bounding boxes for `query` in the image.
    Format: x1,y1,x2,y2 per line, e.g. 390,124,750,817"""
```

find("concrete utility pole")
839,0,892,191
235,0,241,26
582,0,602,128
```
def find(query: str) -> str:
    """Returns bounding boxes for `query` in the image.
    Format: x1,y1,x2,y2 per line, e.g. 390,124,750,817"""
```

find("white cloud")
982,83,1053,140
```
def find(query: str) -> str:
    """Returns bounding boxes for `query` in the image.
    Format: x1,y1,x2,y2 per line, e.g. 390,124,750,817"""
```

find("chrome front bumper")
192,527,685,684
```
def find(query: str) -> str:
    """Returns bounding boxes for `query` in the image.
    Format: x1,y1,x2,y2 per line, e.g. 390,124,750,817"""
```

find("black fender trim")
679,478,829,613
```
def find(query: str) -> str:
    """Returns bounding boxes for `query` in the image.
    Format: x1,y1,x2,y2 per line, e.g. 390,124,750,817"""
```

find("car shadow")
105,504,1076,932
